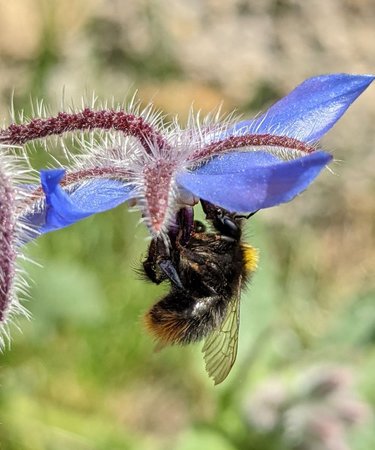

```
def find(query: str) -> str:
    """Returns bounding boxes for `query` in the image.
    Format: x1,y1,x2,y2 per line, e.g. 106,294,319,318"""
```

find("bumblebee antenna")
235,210,259,220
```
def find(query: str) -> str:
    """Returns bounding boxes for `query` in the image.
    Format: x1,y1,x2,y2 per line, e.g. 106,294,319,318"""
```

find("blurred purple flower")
2,73,373,237
244,365,371,450
243,378,287,431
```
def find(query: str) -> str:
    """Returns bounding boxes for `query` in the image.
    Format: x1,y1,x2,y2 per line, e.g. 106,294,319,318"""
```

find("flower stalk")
0,161,16,323
0,151,31,344
0,108,169,152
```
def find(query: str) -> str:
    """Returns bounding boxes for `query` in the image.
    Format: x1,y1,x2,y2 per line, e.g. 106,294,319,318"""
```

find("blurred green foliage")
1,1,375,449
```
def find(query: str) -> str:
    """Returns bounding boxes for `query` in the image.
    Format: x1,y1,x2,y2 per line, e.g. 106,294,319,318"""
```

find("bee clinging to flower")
0,74,373,381
142,200,258,384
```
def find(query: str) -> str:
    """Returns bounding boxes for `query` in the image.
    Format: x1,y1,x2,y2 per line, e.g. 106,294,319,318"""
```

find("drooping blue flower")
15,73,374,237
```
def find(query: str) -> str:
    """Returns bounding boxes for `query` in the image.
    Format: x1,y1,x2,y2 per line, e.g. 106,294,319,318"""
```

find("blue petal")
23,169,136,236
229,74,374,142
177,151,332,212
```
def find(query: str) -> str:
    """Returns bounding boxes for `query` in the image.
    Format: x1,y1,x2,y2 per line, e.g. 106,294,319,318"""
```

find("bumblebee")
142,200,258,385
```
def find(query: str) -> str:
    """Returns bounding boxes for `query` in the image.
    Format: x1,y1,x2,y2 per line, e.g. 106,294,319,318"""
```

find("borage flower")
2,73,371,239
0,73,373,352
0,73,371,239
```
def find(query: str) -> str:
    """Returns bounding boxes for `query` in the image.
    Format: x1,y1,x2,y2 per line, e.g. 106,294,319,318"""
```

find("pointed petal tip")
314,150,333,164
40,168,65,190
315,72,374,80
227,72,374,143
303,72,375,88
356,73,375,83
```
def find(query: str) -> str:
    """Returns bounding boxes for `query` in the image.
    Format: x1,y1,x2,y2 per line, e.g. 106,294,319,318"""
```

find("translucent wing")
202,277,242,385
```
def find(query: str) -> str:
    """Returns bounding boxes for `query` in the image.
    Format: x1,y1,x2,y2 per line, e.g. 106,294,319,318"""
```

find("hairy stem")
190,134,315,162
0,108,169,153
0,169,16,322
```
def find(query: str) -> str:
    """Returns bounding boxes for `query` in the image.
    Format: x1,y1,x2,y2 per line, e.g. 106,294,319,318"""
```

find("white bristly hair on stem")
0,146,36,347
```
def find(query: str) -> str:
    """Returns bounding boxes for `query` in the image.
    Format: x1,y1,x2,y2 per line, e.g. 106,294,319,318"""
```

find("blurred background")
1,0,375,449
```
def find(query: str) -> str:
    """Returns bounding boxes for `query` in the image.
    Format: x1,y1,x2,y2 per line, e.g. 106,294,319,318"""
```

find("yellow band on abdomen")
241,244,259,273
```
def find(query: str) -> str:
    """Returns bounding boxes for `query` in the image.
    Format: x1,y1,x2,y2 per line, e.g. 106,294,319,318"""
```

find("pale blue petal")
177,151,332,212
229,74,374,142
23,169,136,236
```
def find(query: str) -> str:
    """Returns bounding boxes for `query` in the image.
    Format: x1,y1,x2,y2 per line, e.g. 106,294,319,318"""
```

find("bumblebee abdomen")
144,291,227,346
240,243,259,275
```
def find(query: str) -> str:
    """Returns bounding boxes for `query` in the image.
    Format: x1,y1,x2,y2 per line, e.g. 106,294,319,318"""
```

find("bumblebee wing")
202,278,241,385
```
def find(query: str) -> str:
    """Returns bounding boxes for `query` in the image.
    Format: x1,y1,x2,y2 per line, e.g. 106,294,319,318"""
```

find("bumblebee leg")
159,259,184,290
143,260,162,284
176,206,194,245
143,238,172,285
142,239,162,284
